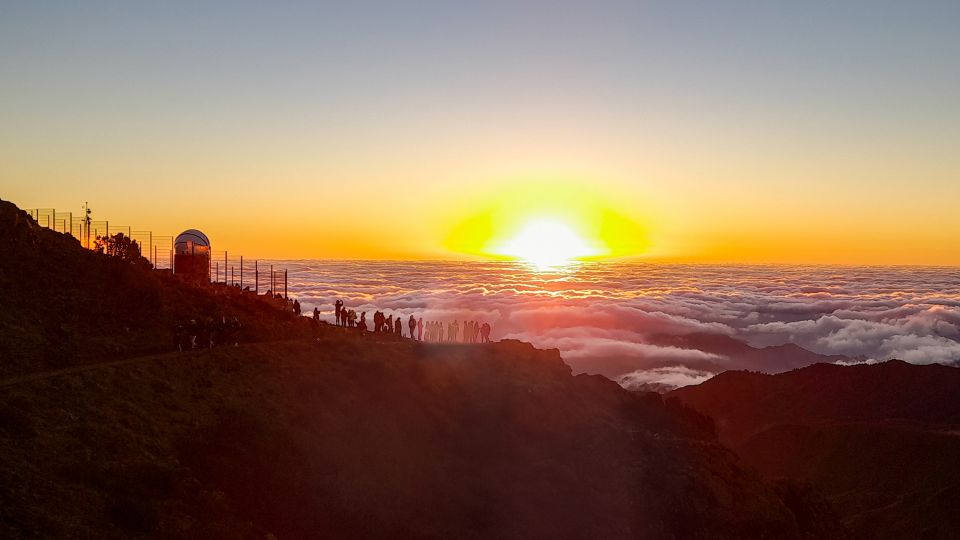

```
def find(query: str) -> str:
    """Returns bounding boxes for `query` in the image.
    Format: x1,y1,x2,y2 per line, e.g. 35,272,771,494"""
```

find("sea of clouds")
274,261,960,390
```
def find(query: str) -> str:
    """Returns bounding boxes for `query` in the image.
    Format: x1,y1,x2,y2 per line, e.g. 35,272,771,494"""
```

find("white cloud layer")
617,366,716,392
273,261,960,387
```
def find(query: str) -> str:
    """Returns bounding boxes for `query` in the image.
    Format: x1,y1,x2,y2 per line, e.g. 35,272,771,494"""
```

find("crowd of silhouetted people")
326,298,492,343
173,316,243,351
172,296,492,351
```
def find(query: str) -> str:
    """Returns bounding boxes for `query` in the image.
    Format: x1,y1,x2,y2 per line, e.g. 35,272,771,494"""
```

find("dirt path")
0,355,170,389
0,332,428,389
0,335,339,389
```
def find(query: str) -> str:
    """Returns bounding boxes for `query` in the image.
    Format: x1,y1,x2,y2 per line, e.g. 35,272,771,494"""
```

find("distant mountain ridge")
581,330,856,388
646,332,856,374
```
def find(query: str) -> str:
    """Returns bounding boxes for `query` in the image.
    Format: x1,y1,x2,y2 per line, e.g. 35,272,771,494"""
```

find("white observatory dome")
174,229,211,254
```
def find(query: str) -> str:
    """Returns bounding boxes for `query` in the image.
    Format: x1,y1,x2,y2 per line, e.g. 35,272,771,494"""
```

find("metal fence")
25,206,286,297
208,251,287,297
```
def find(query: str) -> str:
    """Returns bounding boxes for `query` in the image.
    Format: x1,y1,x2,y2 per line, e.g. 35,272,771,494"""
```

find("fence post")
240,256,244,289
284,269,288,300
255,260,259,294
270,264,274,295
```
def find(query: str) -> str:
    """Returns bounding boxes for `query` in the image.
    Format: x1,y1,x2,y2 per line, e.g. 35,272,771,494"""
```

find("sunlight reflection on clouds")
274,261,960,388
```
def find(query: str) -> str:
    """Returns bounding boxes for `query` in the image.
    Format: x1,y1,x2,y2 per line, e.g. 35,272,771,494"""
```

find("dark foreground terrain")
1,199,845,538
672,362,960,539
0,199,312,380
1,337,847,539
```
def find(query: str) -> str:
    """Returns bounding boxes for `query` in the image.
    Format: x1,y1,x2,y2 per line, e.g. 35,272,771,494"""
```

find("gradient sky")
2,1,959,263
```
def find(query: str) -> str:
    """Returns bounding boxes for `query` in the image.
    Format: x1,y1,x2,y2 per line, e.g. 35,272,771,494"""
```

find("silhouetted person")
229,316,241,346
174,323,186,352
417,317,423,341
335,299,344,326
481,322,491,343
386,314,393,335
188,319,198,349
210,317,223,347
196,319,205,349
395,317,402,336
358,312,367,333
313,307,320,321
408,315,416,339
293,299,301,316
202,317,215,348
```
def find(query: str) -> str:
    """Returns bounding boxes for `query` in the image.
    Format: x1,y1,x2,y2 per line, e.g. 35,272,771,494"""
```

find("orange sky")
3,3,959,265
8,160,959,265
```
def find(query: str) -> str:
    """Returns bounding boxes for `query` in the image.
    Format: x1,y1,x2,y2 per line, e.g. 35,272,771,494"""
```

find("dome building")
174,229,210,282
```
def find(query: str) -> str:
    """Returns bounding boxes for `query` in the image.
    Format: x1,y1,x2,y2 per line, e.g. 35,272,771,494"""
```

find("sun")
442,179,649,263
498,219,603,269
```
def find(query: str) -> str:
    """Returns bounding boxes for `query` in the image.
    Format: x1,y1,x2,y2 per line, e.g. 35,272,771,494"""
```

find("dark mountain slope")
671,361,960,443
0,338,846,539
0,198,311,379
671,361,960,539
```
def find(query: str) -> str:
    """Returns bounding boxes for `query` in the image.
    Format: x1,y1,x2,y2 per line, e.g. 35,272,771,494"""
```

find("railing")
25,205,286,297
208,250,287,297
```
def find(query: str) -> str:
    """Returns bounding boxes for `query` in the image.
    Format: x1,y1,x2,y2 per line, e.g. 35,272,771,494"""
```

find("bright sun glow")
499,219,603,269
